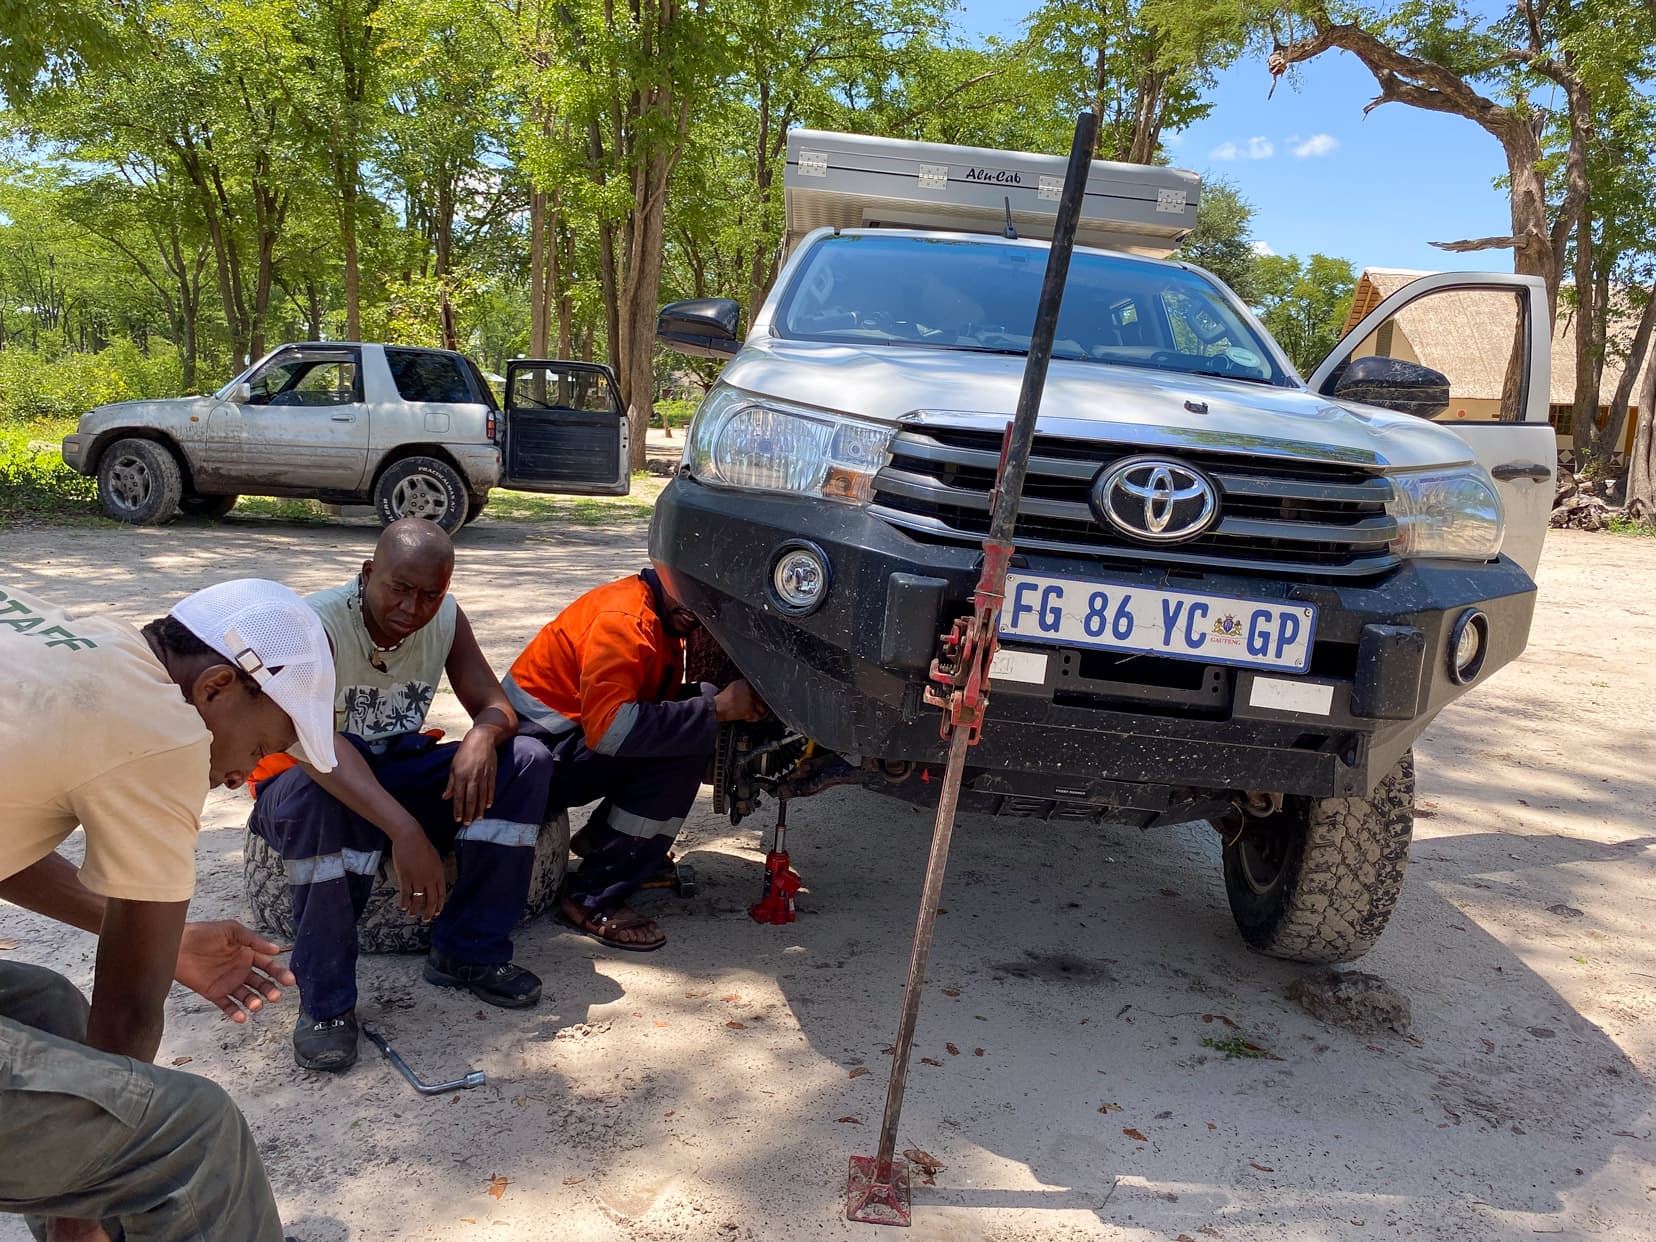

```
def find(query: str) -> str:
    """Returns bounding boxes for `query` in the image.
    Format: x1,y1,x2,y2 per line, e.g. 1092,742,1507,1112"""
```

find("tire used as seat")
242,812,571,954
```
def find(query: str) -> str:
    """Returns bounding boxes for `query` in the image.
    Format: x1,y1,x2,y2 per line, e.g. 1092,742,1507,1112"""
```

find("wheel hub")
108,455,152,511
1235,829,1290,895
391,475,449,522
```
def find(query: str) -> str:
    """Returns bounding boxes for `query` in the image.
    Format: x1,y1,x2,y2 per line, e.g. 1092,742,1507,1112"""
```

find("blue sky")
955,0,1514,272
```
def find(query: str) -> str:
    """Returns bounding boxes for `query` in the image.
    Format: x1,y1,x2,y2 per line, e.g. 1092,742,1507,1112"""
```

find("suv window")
246,353,362,406
385,348,478,404
510,367,613,413
463,358,501,411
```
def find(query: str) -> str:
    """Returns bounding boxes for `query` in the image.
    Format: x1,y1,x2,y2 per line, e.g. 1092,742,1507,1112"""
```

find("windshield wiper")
929,343,1028,357
1187,369,1276,386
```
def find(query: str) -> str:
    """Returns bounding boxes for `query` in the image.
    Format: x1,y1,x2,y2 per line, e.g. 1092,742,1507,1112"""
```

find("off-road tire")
1221,751,1414,964
180,493,239,519
372,456,469,532
243,811,571,954
462,492,489,525
96,437,183,525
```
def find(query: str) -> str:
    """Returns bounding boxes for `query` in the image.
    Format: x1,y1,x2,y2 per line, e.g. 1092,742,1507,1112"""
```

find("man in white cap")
0,577,337,1242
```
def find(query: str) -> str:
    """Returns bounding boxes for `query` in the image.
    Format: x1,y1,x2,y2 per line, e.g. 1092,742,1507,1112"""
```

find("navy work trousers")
527,726,709,914
249,732,552,1020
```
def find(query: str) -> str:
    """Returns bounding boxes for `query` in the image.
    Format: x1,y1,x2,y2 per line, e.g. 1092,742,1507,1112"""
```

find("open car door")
500,360,630,496
1307,272,1554,578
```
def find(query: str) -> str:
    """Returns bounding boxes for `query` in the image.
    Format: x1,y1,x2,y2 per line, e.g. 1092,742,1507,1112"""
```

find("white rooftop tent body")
782,129,1201,259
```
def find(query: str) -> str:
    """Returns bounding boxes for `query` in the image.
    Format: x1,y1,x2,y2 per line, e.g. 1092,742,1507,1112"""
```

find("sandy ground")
1,514,1653,1242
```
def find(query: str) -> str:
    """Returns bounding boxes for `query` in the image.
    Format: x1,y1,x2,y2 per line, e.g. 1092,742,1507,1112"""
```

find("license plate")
1000,572,1318,673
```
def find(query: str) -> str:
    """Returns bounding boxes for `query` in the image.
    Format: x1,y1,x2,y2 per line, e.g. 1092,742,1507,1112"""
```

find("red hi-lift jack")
845,110,1101,1227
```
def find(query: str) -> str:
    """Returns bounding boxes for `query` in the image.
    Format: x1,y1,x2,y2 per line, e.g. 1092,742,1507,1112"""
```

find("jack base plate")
846,1155,912,1226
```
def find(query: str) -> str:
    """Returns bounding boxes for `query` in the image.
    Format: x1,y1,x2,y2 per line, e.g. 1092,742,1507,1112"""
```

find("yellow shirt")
0,584,207,902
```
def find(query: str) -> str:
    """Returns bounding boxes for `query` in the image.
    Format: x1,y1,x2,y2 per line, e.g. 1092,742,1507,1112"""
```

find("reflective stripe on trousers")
283,847,383,886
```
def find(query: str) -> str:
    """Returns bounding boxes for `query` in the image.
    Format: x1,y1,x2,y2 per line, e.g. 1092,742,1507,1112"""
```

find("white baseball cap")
170,579,339,772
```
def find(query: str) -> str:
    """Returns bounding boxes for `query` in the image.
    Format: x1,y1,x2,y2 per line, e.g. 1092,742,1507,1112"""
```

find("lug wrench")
362,1024,485,1095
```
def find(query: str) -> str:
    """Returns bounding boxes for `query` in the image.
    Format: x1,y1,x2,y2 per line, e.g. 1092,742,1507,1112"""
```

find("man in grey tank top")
248,520,553,1072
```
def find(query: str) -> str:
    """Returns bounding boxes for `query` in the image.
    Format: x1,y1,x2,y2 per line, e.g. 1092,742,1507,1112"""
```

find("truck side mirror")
658,298,741,359
234,382,253,403
1330,355,1451,420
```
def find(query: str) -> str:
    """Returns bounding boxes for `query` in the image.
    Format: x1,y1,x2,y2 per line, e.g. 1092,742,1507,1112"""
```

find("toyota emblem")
1091,456,1218,542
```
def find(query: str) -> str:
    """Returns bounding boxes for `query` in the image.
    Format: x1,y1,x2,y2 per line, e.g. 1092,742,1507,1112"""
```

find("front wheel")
96,437,183,525
372,456,469,532
1221,751,1414,964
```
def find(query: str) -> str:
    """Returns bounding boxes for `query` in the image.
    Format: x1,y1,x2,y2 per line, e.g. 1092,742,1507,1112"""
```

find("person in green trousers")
1,578,339,1241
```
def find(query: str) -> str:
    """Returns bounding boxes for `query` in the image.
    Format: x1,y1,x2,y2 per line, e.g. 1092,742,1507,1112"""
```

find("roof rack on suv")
782,128,1201,258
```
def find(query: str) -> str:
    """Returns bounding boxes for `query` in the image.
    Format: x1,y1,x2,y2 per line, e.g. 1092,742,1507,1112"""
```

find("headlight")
1386,468,1504,560
686,386,894,504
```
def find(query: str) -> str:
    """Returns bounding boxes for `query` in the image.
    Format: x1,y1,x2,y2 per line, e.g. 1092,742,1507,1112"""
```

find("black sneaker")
423,951,542,1008
293,1010,359,1072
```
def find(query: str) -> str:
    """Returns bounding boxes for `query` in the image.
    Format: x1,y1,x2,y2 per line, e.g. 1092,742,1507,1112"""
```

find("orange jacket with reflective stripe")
505,570,716,758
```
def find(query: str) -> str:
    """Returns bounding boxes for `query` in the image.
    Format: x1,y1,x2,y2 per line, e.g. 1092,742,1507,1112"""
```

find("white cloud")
1209,136,1274,161
1292,133,1340,159
1162,131,1186,148
1251,240,1278,257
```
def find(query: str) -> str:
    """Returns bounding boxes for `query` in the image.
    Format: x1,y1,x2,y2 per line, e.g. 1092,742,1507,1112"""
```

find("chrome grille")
871,426,1400,577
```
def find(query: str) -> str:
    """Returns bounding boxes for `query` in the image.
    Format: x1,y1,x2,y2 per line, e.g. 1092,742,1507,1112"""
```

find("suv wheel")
1221,751,1414,964
180,493,239,519
243,812,571,953
373,456,469,532
96,437,183,525
462,491,489,525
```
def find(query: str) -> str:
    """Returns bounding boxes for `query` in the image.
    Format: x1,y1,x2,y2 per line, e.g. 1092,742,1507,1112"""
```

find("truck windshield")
774,233,1289,386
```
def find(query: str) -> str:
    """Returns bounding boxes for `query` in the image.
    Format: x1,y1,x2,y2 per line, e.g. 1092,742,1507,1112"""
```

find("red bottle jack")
750,802,802,925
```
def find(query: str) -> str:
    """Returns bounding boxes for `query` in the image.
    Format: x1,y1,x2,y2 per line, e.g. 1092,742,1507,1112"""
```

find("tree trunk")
553,203,574,359
1597,285,1656,478
328,0,376,341
177,142,248,361
250,184,285,362
745,82,774,318
440,297,459,352
598,216,620,375
1570,202,1597,459
1126,67,1167,165
529,186,550,357
1628,338,1656,523
617,143,673,470
341,173,361,341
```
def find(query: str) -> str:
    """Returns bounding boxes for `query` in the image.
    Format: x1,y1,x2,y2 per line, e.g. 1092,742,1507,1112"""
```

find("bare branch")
1274,20,1512,138
1431,235,1528,253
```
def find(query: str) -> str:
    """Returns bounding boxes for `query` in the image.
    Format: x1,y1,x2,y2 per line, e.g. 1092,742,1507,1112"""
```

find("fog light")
771,542,829,614
1448,609,1488,684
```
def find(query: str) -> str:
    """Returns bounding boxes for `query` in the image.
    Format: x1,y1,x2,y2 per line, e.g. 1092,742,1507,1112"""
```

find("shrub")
0,430,98,519
0,343,186,428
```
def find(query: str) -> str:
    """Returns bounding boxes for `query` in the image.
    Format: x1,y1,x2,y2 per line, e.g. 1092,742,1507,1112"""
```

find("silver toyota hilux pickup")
62,342,630,530
651,130,1557,963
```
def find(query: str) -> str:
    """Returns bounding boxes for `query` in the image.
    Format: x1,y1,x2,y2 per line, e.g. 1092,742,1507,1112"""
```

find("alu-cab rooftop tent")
782,129,1202,258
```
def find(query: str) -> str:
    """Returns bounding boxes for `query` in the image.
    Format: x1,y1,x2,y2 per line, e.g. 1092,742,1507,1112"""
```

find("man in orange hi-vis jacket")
505,568,763,951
